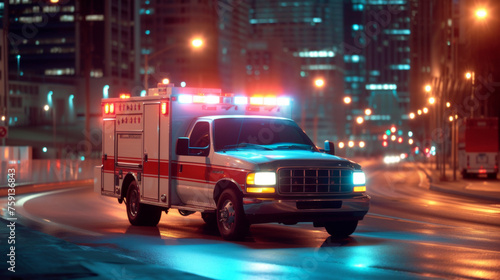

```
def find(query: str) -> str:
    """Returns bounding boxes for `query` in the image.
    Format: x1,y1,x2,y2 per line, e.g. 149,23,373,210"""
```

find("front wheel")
324,221,358,238
126,181,162,226
216,189,249,240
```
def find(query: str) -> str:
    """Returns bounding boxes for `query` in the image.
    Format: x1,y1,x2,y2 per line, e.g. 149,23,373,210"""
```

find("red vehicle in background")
458,117,499,179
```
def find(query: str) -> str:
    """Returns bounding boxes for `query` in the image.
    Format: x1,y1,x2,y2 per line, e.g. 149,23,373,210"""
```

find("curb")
429,183,500,203
0,179,93,197
416,162,500,202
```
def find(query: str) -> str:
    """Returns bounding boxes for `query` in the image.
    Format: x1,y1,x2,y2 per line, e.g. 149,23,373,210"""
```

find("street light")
314,78,325,88
364,108,372,116
44,104,56,155
423,107,429,114
424,85,432,93
409,112,415,119
356,116,364,124
343,96,352,104
428,97,436,105
144,38,204,90
475,8,487,19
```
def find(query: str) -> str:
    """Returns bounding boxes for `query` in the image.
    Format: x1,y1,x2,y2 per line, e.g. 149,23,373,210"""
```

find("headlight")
246,172,276,193
246,172,276,185
353,171,366,192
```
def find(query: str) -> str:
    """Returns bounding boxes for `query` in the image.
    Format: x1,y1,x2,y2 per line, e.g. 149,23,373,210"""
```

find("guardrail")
1,159,100,187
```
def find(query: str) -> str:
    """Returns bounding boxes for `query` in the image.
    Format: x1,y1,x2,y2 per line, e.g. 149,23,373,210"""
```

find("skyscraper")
140,0,249,92
4,0,139,127
249,0,345,145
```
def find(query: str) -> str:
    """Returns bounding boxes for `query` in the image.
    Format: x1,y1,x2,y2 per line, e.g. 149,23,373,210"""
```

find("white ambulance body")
94,84,370,240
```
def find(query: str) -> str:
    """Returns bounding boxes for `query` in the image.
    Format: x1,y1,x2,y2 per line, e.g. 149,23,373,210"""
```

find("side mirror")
324,140,335,155
176,137,189,156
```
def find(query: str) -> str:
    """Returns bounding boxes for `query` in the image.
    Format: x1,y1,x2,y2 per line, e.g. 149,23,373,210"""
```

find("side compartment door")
102,119,117,196
143,103,160,201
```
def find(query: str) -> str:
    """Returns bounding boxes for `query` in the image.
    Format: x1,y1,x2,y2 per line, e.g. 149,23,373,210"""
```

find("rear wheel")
126,181,162,226
324,221,358,238
216,189,249,240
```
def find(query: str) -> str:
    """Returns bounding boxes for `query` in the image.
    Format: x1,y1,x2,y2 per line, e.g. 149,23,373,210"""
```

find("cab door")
175,121,213,207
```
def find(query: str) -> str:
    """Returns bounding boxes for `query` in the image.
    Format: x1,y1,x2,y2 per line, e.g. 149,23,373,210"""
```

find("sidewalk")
0,218,208,279
417,162,500,202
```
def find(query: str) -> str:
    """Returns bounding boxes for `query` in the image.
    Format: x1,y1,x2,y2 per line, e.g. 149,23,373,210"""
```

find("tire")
126,181,162,226
201,212,217,226
324,221,358,238
216,189,249,240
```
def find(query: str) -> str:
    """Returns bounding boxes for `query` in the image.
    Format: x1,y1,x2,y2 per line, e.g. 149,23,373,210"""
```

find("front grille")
278,168,353,194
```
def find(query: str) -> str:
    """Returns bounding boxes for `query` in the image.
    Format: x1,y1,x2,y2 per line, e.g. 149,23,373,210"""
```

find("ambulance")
94,84,370,240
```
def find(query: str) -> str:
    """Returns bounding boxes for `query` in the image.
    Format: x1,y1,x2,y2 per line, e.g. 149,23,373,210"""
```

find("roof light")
161,102,168,115
110,103,114,114
120,93,130,99
178,94,193,103
104,103,109,114
264,97,277,106
234,96,248,105
250,97,264,105
205,96,220,104
277,97,290,106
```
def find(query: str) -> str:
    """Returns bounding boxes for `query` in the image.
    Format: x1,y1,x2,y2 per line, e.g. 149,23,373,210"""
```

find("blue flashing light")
80,156,85,161
42,147,48,153
180,81,186,87
140,90,146,97
145,30,150,35
103,85,109,98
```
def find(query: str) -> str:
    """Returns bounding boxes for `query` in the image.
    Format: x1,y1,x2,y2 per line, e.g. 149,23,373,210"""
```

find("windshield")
213,118,317,152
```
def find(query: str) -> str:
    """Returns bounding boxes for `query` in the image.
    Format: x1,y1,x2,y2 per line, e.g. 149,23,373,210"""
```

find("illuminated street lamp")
348,141,355,148
475,8,487,19
423,107,429,114
44,104,56,154
359,141,365,148
343,96,352,104
364,108,372,116
446,102,451,108
424,85,432,93
314,78,325,88
418,109,422,115
338,142,345,149
144,38,204,90
409,112,415,119
428,97,436,105
191,38,203,48
465,72,472,79
356,116,364,124
162,78,170,85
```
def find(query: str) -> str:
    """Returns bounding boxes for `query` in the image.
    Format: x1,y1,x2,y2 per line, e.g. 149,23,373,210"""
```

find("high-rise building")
1,1,7,124
343,0,411,154
4,0,139,128
140,1,249,92
249,0,345,145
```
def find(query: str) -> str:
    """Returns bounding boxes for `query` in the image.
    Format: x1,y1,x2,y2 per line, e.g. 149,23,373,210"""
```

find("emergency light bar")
176,93,290,107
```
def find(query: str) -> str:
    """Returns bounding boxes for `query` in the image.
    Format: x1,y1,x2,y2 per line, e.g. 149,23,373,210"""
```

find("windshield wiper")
273,143,314,150
221,143,273,151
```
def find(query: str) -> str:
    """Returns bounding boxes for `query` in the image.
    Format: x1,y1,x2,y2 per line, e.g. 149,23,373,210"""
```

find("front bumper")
243,195,370,224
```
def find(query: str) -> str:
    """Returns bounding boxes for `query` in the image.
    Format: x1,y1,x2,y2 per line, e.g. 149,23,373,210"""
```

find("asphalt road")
3,159,500,279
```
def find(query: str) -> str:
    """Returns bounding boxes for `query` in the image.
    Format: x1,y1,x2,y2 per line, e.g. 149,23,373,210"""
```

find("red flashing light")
104,103,114,114
120,93,131,99
479,169,487,174
161,102,168,115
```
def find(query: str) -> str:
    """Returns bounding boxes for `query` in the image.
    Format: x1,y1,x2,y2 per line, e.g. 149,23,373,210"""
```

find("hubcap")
129,189,139,217
219,199,235,231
